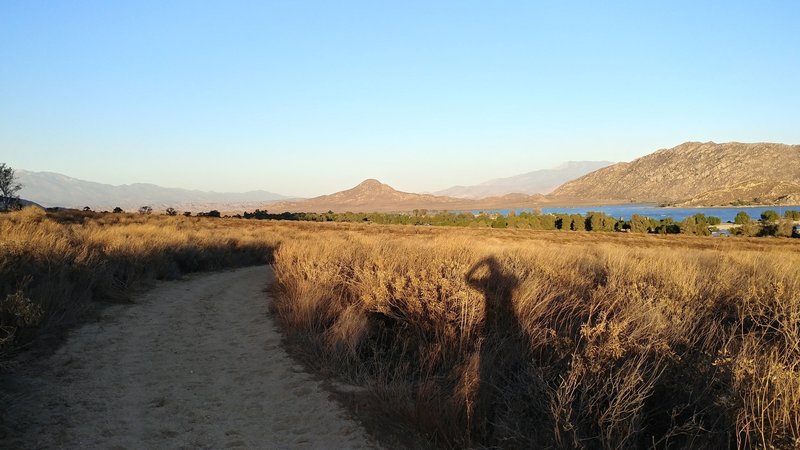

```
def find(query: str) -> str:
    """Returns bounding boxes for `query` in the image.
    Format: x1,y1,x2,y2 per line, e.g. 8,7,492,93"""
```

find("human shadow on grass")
466,256,538,445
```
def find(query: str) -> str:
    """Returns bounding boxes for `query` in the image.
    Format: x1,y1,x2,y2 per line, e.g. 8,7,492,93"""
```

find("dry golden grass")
3,209,799,448
0,208,283,359
270,225,800,449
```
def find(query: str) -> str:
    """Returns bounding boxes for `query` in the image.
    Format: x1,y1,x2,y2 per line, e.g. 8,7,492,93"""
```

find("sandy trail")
2,266,379,449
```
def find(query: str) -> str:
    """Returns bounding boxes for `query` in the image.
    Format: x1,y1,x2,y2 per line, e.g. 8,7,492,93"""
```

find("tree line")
242,208,800,237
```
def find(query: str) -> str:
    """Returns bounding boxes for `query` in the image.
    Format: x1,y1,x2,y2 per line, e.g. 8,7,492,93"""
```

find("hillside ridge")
265,179,550,213
550,142,800,205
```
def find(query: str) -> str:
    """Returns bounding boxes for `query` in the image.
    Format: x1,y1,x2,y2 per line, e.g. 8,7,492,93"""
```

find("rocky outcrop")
550,142,800,205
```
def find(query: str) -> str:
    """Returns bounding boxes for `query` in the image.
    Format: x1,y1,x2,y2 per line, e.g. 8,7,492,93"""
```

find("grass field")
3,208,799,448
0,208,281,360
271,223,800,449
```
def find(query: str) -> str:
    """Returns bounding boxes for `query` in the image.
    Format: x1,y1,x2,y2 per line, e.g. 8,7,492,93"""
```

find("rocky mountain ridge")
551,142,800,206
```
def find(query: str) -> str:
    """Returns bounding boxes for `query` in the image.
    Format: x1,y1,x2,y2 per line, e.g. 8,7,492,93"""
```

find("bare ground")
0,266,380,449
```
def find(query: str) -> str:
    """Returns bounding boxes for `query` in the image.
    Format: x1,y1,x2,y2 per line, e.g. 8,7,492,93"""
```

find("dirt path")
1,266,379,449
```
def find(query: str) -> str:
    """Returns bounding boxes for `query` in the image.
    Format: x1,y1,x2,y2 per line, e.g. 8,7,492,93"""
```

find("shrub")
629,214,652,233
732,222,760,237
655,218,680,234
680,214,711,236
761,210,780,222
569,214,585,231
586,212,615,232
734,211,751,224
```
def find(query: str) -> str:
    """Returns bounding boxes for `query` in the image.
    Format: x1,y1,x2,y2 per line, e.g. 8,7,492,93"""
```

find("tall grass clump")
0,208,281,362
271,230,800,449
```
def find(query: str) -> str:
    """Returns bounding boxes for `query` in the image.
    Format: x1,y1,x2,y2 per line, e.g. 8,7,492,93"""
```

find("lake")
473,205,800,223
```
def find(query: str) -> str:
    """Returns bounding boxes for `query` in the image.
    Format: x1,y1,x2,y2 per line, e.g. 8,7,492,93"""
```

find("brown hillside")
550,142,800,205
264,179,551,213
673,180,800,207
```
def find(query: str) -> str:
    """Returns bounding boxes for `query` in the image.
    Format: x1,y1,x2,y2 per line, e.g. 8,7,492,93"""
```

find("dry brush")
3,210,799,449
0,208,282,361
271,228,800,449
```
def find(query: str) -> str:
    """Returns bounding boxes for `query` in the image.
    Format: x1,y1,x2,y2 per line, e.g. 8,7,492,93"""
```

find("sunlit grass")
271,225,800,449
3,208,798,448
0,208,282,359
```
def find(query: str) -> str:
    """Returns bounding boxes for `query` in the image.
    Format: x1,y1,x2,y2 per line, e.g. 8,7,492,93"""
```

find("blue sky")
2,1,799,197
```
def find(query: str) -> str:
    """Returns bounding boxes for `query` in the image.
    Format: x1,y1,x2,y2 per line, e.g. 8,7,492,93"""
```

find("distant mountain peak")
434,160,614,199
353,179,389,190
323,179,414,205
264,178,549,213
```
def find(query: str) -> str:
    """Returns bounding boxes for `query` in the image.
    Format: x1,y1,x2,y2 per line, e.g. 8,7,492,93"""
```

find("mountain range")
434,161,613,198
12,141,800,213
15,170,291,212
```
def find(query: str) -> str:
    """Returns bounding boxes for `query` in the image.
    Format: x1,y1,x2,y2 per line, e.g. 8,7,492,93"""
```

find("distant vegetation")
243,208,800,237
0,163,22,211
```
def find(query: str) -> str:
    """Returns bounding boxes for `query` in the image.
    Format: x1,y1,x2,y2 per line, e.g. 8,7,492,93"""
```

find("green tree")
760,210,779,222
586,212,615,232
756,210,780,236
491,217,508,228
733,211,751,224
553,214,569,230
569,214,585,231
165,207,178,216
138,206,153,215
655,218,680,234
680,214,711,236
783,210,800,220
0,163,22,211
629,214,652,233
113,207,124,214
532,214,557,230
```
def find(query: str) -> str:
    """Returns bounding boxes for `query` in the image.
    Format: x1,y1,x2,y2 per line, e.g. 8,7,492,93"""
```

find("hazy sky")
2,1,799,197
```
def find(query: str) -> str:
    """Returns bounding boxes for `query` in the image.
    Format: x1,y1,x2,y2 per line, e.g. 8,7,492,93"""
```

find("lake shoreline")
471,204,800,223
